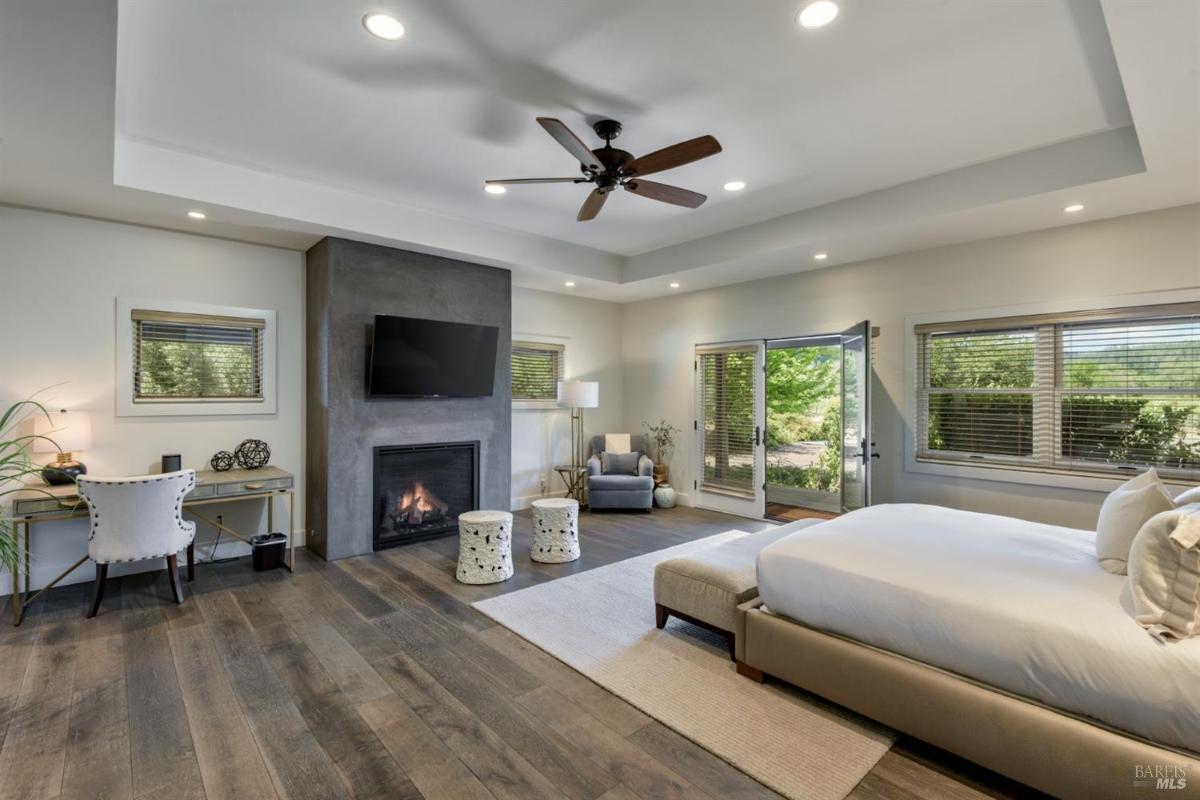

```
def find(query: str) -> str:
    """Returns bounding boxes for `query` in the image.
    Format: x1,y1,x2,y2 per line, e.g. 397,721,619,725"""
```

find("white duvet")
756,503,1200,752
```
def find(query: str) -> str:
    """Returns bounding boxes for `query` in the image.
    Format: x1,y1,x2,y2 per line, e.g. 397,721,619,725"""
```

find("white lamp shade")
557,380,599,409
33,409,93,454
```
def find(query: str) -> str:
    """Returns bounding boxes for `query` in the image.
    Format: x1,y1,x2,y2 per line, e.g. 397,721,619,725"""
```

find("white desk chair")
76,469,197,617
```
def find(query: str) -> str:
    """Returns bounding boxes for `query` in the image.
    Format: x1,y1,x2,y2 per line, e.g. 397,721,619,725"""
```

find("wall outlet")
540,475,548,496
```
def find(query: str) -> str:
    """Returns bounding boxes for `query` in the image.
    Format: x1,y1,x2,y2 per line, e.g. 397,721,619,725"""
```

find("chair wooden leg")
186,542,195,582
166,554,184,604
655,603,669,629
86,564,108,618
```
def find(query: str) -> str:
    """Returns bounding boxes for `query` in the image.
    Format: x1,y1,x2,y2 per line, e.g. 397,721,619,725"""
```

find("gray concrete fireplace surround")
305,237,512,560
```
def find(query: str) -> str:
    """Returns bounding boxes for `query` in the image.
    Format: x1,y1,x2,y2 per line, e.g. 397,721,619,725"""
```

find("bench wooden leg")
736,661,764,683
655,603,669,629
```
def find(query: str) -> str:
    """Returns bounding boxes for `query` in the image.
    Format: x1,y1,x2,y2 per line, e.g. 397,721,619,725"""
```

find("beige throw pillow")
1128,505,1200,641
1095,469,1174,575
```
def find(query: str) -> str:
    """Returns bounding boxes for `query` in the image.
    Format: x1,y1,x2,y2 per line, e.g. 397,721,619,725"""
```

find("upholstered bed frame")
735,598,1200,800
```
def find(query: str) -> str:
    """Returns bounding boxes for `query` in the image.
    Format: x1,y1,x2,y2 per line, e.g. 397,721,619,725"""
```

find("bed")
737,503,1200,800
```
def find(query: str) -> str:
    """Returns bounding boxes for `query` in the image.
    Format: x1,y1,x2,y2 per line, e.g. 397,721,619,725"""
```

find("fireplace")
373,441,479,549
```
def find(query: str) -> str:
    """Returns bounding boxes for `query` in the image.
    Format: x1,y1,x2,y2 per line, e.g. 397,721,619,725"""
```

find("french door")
840,320,873,512
694,342,766,517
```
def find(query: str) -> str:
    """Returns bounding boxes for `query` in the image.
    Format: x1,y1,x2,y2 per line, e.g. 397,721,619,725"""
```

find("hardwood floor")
764,503,838,523
0,506,1042,800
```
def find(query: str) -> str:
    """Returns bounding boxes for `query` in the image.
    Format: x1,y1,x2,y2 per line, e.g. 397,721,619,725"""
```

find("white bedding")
756,503,1200,752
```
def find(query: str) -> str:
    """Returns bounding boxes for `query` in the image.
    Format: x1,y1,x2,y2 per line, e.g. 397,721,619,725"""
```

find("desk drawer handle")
58,498,82,509
243,482,266,490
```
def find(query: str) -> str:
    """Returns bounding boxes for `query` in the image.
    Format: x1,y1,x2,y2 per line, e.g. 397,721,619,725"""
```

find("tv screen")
368,314,499,398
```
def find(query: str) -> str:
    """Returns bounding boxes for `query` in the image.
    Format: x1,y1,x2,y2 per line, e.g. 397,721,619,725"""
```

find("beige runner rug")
474,531,894,800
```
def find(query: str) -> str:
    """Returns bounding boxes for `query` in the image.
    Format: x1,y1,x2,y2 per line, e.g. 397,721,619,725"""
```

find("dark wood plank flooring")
0,506,1041,800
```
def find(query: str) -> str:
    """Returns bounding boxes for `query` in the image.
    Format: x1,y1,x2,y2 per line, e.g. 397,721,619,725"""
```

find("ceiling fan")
485,118,722,221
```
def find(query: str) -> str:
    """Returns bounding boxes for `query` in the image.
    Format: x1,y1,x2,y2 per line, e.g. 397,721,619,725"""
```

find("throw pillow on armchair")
601,451,641,475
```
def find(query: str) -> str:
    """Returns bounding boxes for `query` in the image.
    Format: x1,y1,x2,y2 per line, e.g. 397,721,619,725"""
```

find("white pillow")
1128,505,1200,641
1095,469,1174,575
1173,486,1200,507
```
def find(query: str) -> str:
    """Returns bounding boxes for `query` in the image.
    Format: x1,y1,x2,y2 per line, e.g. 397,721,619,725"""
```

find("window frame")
116,298,277,417
905,290,1200,493
511,337,566,410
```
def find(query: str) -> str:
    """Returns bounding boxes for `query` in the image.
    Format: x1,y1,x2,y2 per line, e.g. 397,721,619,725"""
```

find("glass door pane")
695,342,766,517
840,321,872,512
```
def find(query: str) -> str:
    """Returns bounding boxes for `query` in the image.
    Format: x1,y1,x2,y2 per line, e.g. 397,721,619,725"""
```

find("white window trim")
511,332,569,411
904,287,1200,493
116,297,278,417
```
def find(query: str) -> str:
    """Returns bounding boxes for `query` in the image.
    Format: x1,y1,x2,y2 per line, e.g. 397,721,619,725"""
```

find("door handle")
755,426,761,447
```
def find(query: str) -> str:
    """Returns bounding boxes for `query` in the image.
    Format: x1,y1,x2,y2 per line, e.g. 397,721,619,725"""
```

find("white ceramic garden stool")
456,510,514,584
530,498,580,563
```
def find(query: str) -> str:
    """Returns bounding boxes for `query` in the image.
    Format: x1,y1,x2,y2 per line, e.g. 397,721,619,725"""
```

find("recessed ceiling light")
484,184,507,195
186,210,206,220
814,252,828,261
564,281,576,287
1063,203,1085,213
723,180,746,192
363,13,405,40
798,1,839,29
669,282,681,289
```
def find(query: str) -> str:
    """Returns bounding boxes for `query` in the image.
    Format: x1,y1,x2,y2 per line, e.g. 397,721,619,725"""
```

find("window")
133,309,265,402
916,303,1200,480
511,341,564,405
698,346,758,495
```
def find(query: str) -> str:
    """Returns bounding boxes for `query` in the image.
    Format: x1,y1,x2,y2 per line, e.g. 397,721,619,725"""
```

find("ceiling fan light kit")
486,117,722,221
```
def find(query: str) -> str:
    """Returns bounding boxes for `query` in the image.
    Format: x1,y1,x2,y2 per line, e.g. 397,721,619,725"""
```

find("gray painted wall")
306,237,512,559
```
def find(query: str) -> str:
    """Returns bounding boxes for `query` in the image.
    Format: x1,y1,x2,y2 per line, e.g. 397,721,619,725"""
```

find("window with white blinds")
698,347,758,494
511,341,564,404
916,303,1200,480
133,309,265,402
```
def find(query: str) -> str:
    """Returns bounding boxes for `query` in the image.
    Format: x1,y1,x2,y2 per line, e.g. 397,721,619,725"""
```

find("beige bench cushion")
654,520,824,633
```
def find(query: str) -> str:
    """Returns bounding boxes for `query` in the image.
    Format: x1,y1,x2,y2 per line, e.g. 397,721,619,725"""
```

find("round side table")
530,498,580,563
456,510,514,584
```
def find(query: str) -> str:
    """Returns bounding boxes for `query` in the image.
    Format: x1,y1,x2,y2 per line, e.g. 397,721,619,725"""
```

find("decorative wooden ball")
234,439,271,470
210,450,235,472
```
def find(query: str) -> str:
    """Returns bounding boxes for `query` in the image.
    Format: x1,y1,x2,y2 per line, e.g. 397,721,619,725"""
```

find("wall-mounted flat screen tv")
367,314,499,398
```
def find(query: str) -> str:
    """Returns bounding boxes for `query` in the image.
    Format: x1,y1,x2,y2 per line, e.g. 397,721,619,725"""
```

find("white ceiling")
1,0,1197,302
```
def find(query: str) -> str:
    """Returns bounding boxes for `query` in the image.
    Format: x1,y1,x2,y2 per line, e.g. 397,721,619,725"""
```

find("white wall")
620,204,1200,530
0,207,305,595
511,287,624,509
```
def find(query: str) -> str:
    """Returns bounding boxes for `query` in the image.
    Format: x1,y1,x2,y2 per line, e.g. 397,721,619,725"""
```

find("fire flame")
398,483,436,513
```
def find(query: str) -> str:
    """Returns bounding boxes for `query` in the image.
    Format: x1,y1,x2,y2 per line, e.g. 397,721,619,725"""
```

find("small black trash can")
251,532,288,571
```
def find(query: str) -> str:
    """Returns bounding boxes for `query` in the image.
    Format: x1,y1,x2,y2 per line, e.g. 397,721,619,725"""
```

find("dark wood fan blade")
485,178,586,185
622,135,722,177
624,179,707,208
537,117,603,172
577,188,608,221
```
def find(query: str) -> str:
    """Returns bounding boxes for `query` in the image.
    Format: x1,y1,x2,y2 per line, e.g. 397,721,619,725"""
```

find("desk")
7,466,295,625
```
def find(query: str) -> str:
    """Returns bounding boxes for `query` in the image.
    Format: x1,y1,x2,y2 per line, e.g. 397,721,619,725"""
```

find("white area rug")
473,531,895,800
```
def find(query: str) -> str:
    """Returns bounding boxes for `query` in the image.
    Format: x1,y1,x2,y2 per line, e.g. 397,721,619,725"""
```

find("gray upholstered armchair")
587,434,655,511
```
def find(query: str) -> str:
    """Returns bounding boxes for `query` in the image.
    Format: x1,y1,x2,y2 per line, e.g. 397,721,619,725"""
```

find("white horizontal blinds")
698,346,757,495
511,341,564,401
916,302,1200,479
1058,315,1200,477
132,309,264,401
919,328,1038,462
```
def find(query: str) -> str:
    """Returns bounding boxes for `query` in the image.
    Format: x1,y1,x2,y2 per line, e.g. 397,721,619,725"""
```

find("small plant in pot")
0,398,59,576
643,419,680,484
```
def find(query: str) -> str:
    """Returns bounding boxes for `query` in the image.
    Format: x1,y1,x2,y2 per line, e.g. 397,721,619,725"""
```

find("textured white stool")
456,510,514,584
530,498,580,563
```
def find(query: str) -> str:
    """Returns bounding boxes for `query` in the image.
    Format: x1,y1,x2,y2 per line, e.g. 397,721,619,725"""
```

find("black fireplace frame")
372,440,480,550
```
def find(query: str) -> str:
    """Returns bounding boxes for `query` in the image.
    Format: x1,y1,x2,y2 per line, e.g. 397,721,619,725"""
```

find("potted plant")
643,419,680,484
0,399,58,577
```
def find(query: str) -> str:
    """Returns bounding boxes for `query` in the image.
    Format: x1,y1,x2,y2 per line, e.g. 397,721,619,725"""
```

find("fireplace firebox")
373,441,479,549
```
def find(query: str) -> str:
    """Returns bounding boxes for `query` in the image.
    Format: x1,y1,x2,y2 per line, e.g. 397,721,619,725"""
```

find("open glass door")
695,342,766,517
840,321,872,512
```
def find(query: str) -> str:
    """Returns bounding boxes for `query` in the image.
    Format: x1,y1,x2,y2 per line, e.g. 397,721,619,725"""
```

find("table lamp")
558,380,599,472
33,409,93,485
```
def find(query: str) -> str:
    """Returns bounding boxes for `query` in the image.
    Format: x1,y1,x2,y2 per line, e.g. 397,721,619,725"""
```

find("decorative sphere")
234,439,271,470
210,451,235,472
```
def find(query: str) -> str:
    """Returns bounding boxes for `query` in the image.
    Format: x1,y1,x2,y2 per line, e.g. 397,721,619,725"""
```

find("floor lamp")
558,380,599,502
